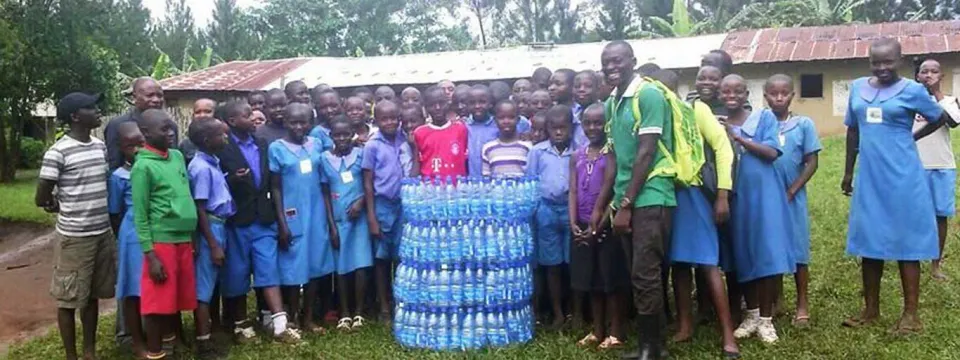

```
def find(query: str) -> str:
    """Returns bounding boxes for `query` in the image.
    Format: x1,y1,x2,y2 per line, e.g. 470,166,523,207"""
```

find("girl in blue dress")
320,118,373,332
108,122,146,358
721,75,796,344
269,103,335,333
841,39,949,335
767,74,822,327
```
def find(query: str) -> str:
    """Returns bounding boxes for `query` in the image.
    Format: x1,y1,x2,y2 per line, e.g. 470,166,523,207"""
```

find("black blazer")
218,132,275,227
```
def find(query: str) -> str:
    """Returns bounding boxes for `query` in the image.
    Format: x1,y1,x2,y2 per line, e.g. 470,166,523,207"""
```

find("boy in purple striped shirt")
482,100,532,177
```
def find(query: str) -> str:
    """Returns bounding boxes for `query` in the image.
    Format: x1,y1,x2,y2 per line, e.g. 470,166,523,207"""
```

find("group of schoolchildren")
38,39,956,360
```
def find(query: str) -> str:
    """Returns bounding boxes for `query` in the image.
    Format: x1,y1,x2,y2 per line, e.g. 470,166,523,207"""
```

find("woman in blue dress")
767,74,822,327
269,103,335,333
721,75,795,344
320,118,373,332
841,39,949,335
108,122,146,358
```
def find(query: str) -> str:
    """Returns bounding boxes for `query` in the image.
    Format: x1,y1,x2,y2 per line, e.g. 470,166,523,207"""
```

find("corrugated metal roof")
160,58,312,92
160,34,726,92
723,20,960,64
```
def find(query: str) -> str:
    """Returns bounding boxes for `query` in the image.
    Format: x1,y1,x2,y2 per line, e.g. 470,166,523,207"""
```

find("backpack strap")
629,80,676,180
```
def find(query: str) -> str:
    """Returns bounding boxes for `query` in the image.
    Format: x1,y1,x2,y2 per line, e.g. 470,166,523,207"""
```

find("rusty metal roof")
722,20,960,64
159,58,312,92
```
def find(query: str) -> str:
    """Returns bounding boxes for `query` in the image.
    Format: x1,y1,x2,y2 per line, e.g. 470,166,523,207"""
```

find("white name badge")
299,159,312,174
778,134,786,147
866,107,883,124
340,171,354,184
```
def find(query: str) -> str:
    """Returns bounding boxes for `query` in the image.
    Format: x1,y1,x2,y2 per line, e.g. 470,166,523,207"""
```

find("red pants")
140,243,197,315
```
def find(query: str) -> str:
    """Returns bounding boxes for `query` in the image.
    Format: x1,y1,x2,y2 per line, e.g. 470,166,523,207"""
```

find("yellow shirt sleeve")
693,101,734,190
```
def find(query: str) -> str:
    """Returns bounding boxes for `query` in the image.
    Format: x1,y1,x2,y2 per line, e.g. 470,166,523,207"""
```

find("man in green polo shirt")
592,40,675,360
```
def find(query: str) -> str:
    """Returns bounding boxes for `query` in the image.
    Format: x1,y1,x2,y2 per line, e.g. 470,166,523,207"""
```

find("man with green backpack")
592,40,706,360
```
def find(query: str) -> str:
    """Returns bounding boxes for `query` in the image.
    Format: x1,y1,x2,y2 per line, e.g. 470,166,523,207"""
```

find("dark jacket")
217,132,275,227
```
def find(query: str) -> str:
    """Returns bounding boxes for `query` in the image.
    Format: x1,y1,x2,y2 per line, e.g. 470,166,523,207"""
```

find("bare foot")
722,342,741,358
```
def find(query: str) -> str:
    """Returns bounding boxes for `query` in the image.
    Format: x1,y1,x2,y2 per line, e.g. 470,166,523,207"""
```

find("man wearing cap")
105,77,178,170
35,92,116,360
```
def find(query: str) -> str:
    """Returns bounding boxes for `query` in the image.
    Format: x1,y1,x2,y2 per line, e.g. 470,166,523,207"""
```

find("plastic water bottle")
445,176,456,219
449,311,462,350
465,263,477,307
485,264,497,306
474,309,486,348
437,311,449,350
484,223,497,264
438,267,450,307
451,265,463,305
462,308,475,350
475,265,485,307
438,224,450,263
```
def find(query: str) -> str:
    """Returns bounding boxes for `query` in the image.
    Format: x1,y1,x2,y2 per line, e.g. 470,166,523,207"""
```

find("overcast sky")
142,0,261,25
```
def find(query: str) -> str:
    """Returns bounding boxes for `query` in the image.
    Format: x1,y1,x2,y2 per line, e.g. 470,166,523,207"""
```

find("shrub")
19,137,46,169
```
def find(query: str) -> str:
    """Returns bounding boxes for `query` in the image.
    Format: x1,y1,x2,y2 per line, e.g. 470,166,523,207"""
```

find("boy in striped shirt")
482,100,532,177
36,92,116,360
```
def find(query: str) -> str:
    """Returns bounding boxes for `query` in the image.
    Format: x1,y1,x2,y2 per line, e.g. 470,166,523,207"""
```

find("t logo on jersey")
431,157,442,172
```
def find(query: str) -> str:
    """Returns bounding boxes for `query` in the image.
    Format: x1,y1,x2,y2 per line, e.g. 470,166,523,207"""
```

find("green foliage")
490,0,586,46
18,137,45,169
638,0,711,38
726,0,867,30
592,0,638,41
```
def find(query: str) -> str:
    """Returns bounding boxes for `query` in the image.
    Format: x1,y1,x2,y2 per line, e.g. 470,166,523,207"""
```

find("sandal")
337,317,353,332
598,336,624,350
841,316,876,328
352,316,366,329
576,333,600,347
888,318,923,336
304,322,327,334
792,315,811,328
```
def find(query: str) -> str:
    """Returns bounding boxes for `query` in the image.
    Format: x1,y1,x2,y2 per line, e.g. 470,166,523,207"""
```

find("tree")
593,0,638,40
465,0,502,48
205,0,248,61
98,0,155,76
726,0,867,30
153,0,201,68
0,0,121,182
492,0,586,46
640,0,709,38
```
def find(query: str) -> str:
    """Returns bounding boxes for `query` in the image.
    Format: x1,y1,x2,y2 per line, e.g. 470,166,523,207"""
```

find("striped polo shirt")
39,135,111,237
481,139,533,177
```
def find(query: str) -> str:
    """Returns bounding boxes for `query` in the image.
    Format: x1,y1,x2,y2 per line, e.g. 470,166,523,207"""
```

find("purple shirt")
361,131,406,199
231,132,263,188
575,146,607,223
188,151,237,219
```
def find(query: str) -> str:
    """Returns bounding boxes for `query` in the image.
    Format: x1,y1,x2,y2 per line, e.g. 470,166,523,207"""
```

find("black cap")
56,92,102,121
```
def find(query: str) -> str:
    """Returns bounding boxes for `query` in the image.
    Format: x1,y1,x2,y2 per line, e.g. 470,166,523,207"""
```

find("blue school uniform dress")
730,110,796,282
526,141,573,266
269,137,335,285
320,148,374,274
309,125,335,152
189,152,237,303
670,187,720,266
845,78,944,261
109,167,142,299
361,131,407,261
772,116,822,265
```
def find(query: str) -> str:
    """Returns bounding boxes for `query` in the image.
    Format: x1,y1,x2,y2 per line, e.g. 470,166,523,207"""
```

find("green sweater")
131,148,198,252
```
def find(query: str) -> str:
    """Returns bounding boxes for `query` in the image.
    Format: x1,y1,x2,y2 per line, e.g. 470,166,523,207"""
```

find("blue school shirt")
230,132,263,188
308,125,335,152
467,114,532,178
108,167,133,218
844,77,944,260
571,104,589,147
526,140,573,204
188,152,237,219
321,148,365,220
361,131,407,200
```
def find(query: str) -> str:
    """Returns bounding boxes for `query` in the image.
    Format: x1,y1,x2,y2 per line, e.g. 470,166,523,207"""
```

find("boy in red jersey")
411,87,468,178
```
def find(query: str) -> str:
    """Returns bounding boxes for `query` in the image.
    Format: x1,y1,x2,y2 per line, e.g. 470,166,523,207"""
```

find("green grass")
0,170,54,225
8,135,960,359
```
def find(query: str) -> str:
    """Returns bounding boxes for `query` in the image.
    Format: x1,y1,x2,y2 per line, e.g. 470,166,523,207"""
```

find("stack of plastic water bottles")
394,176,538,351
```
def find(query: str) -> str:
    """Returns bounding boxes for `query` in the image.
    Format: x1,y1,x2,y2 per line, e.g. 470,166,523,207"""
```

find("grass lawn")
7,135,960,359
0,170,54,225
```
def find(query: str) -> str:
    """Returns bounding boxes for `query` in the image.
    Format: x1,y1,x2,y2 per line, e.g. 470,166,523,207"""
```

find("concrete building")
159,20,960,136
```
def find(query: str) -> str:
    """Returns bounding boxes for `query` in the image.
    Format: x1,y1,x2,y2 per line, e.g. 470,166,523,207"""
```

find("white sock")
746,308,760,319
272,312,288,335
759,316,773,324
196,334,211,341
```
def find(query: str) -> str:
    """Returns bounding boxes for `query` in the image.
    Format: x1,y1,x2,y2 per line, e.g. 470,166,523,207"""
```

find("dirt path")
0,221,115,355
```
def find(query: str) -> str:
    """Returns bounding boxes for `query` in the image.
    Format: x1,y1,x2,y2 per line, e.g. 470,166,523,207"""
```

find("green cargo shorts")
50,231,117,309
